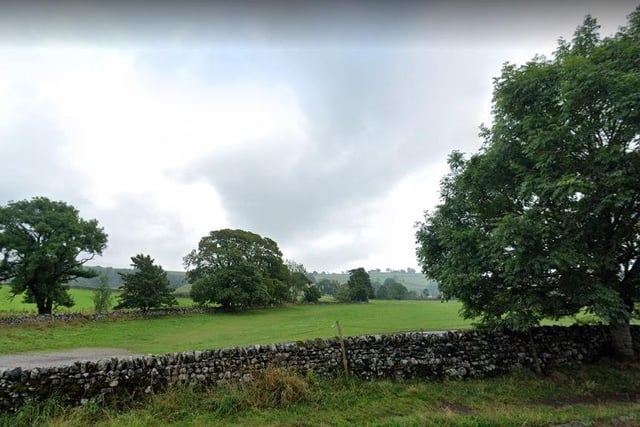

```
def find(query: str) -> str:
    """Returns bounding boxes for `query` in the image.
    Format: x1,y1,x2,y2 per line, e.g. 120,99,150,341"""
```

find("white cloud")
0,2,636,273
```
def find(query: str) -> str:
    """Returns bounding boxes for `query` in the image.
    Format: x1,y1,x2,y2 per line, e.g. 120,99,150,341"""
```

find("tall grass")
2,361,639,427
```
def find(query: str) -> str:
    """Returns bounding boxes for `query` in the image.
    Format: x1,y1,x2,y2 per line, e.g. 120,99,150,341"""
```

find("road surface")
0,348,142,370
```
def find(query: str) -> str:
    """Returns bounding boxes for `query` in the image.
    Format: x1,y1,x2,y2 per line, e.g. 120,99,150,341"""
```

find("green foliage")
92,275,113,313
388,282,409,300
314,271,439,297
316,278,340,296
416,9,640,355
376,284,390,299
185,229,290,310
0,197,108,314
377,281,410,300
191,262,268,311
115,254,177,312
302,284,321,303
347,267,374,302
334,284,352,303
290,271,312,302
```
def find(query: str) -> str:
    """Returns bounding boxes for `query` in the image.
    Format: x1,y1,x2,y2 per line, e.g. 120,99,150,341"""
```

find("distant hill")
69,266,187,289
72,266,439,297
311,271,439,297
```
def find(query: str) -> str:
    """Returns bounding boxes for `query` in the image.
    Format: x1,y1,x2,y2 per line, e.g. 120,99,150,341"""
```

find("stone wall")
0,307,212,326
0,324,637,412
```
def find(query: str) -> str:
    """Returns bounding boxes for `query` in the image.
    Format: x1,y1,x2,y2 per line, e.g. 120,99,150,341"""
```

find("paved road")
0,348,142,370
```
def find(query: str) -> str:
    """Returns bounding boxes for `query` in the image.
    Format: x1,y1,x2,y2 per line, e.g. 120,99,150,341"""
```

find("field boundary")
0,307,212,326
1,324,637,412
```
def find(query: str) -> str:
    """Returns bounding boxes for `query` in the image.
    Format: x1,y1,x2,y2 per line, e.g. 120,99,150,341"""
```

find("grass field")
0,286,193,315
0,300,472,355
0,290,637,426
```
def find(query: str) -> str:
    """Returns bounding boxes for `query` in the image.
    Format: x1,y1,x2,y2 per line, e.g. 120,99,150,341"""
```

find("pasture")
0,300,472,355
0,287,193,315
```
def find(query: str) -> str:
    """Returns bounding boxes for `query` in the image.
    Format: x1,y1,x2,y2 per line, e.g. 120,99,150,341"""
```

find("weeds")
2,362,639,426
0,397,64,427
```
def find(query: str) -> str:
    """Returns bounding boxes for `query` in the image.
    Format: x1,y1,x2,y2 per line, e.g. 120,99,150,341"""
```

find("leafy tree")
290,271,312,302
305,271,317,284
302,284,322,303
347,267,374,302
371,279,382,293
316,278,340,296
115,254,177,312
416,9,640,357
184,229,290,310
388,282,409,300
334,283,352,303
0,197,107,314
190,261,269,310
383,277,398,287
376,284,390,299
93,274,113,313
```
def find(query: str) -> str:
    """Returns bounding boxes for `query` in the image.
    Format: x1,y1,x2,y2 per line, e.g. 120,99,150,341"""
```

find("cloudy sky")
0,1,636,272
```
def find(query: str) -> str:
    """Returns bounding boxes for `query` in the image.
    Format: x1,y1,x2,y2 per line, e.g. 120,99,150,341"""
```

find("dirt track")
0,348,142,370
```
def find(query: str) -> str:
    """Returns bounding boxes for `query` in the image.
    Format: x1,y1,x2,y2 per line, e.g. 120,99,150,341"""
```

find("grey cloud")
1,1,635,48
85,193,194,271
0,113,77,204
181,48,493,270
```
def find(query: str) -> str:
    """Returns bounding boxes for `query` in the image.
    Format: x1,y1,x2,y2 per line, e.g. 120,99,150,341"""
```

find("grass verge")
1,360,638,426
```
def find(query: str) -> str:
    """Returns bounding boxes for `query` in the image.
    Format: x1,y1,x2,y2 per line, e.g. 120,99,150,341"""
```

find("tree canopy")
115,254,177,312
184,229,290,310
416,9,640,357
0,197,107,314
347,267,374,302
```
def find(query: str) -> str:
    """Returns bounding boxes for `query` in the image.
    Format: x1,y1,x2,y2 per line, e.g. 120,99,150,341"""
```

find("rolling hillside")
71,266,439,296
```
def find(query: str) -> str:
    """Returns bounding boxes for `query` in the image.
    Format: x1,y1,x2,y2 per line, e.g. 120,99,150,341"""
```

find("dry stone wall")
1,324,637,412
0,307,212,326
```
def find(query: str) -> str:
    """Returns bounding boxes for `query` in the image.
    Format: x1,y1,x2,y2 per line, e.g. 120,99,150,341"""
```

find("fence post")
336,321,350,378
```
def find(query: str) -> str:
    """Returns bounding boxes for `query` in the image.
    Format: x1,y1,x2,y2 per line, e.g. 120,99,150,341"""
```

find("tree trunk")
36,297,53,315
528,329,542,375
609,322,635,359
36,299,48,315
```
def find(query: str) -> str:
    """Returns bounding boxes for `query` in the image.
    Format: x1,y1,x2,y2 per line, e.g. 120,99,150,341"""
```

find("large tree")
347,267,374,302
416,9,640,357
115,254,177,312
0,197,107,314
184,229,290,310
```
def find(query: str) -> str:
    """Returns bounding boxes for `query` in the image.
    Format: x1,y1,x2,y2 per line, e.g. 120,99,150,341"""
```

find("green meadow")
0,286,193,316
0,300,471,355
0,289,635,427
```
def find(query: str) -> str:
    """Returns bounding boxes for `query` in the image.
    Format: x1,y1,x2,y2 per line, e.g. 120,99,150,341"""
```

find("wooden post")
336,321,350,378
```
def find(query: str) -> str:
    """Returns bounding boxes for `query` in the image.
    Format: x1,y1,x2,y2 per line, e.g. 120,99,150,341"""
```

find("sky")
0,1,637,273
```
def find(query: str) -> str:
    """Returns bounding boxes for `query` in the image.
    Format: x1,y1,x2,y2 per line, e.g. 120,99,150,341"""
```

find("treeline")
312,272,439,299
72,267,440,297
0,196,437,315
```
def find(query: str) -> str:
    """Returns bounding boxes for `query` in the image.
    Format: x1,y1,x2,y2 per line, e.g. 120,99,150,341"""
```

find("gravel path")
0,348,142,370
